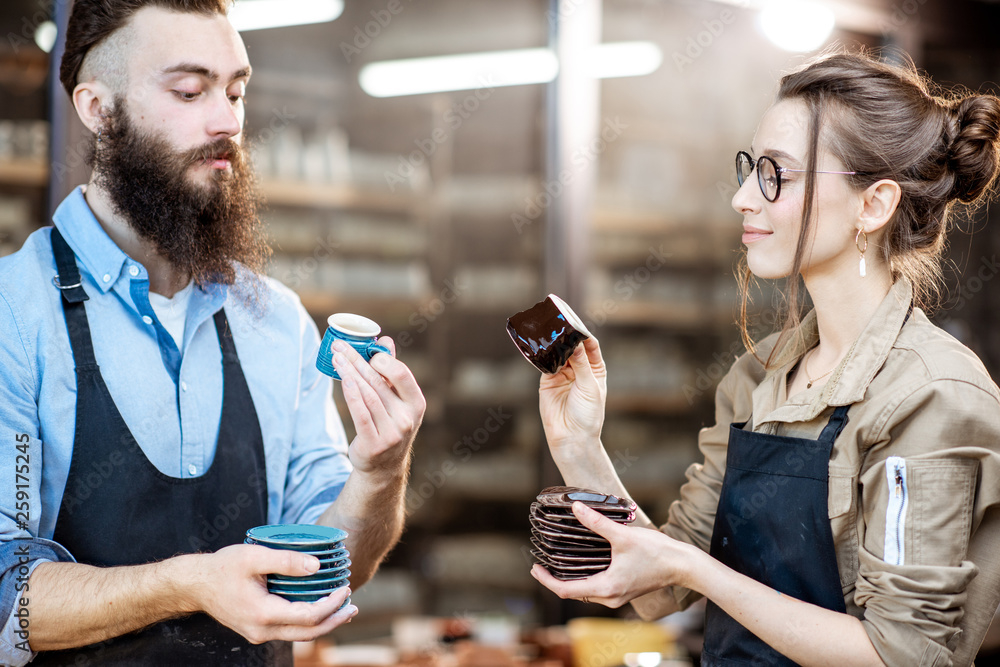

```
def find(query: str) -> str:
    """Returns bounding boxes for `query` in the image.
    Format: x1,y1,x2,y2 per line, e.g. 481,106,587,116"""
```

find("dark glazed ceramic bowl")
507,294,591,374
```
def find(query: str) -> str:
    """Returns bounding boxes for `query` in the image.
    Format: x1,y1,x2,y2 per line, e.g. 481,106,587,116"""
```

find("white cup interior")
327,313,381,338
548,294,592,338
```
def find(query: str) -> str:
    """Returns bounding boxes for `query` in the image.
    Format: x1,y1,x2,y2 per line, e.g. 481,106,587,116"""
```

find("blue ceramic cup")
316,313,392,381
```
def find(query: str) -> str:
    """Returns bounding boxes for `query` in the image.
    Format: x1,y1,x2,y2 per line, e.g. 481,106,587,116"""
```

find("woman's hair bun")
947,95,1000,203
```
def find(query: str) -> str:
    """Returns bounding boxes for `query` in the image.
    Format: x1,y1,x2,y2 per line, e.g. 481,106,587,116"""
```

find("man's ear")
72,80,114,134
859,179,902,234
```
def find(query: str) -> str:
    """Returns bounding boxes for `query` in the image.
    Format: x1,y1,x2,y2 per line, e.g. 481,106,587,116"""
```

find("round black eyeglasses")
736,150,857,202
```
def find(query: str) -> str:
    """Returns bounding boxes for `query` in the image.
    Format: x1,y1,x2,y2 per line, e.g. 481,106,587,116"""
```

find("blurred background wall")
3,0,1000,662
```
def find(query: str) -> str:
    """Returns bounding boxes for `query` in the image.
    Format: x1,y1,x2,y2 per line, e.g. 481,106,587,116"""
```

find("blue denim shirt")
0,187,352,663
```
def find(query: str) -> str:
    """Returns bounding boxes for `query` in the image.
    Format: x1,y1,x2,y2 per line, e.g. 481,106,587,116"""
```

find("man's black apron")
34,228,292,666
701,404,851,666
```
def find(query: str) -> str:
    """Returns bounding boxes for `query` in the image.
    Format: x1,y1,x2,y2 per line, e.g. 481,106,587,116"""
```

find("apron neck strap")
818,404,851,443
51,227,90,304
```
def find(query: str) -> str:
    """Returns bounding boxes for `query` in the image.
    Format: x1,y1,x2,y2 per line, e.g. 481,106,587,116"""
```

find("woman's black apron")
701,403,850,666
34,228,292,666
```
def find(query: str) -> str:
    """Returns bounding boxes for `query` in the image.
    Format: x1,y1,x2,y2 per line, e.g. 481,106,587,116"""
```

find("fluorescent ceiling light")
710,0,882,36
361,48,559,98
587,42,663,79
760,1,835,52
229,0,343,32
34,20,58,53
360,42,664,98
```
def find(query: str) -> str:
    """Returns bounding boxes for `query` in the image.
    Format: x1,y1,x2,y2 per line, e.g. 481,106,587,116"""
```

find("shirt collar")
51,186,128,295
752,279,914,427
51,187,232,324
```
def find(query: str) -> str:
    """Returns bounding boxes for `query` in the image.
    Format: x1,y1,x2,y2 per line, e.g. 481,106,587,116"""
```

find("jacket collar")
752,280,914,429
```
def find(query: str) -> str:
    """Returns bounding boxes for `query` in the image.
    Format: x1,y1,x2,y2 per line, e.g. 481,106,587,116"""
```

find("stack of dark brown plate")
529,486,637,580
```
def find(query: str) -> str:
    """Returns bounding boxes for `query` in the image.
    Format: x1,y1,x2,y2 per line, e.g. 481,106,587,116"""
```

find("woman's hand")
532,506,886,667
538,337,608,454
530,502,701,608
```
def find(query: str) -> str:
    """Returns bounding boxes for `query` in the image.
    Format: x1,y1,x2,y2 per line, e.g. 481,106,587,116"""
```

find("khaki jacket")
660,280,1000,666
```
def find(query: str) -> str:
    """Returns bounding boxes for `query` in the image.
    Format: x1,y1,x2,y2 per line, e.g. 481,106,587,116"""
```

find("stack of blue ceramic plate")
245,524,351,605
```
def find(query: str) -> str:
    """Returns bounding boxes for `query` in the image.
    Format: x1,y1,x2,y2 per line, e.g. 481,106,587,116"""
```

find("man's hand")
28,545,357,651
331,337,425,477
319,336,425,586
189,544,357,643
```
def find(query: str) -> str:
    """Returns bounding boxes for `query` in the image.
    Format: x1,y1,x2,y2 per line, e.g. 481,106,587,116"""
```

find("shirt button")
188,464,197,476
181,381,188,392
102,274,111,283
129,266,139,277
142,315,153,325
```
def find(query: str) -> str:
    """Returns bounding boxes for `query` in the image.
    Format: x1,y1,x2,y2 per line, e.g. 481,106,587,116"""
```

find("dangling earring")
855,228,868,278
97,127,103,144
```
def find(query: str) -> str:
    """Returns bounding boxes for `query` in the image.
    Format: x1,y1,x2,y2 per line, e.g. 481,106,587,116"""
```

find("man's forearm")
27,555,197,651
317,468,407,587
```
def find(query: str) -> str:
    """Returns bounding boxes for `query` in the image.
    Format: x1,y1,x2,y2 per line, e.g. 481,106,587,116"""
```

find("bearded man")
0,1,425,665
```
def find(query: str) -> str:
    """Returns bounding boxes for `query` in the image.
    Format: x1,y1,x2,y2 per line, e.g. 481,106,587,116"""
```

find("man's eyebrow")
159,63,252,83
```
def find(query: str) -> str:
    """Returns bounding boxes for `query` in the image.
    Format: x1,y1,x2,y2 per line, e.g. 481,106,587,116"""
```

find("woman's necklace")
804,347,835,389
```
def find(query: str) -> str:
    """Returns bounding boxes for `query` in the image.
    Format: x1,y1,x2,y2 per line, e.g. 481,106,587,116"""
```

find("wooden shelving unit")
0,157,51,258
261,179,427,216
587,205,737,528
589,300,733,330
0,158,47,188
296,291,424,322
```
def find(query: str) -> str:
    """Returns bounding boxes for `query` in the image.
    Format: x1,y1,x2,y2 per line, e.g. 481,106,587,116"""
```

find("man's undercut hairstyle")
60,0,233,98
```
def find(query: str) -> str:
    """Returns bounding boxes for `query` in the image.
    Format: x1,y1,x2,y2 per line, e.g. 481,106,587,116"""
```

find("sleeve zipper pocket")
883,456,908,565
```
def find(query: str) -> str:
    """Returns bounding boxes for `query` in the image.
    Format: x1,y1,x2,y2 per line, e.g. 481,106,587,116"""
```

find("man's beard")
88,100,270,298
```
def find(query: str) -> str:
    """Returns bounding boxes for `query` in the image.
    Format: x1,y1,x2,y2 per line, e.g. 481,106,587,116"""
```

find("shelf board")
296,291,423,319
261,179,425,215
446,390,535,406
270,240,428,259
588,301,732,329
453,300,534,314
605,391,692,414
589,245,734,270
592,207,671,234
592,207,738,243
0,158,47,187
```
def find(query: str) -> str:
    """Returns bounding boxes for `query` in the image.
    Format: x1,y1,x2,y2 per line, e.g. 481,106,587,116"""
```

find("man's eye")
174,91,201,101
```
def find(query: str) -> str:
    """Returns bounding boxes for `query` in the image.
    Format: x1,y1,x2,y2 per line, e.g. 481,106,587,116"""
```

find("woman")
531,51,1000,666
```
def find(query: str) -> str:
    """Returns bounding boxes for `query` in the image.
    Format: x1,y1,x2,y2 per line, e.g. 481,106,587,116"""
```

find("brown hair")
60,0,232,98
739,49,1000,364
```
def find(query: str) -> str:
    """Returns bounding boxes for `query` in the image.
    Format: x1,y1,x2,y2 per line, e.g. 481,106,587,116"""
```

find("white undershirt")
148,281,194,350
